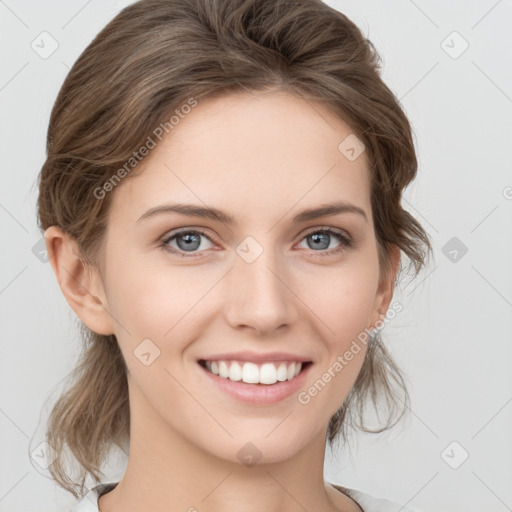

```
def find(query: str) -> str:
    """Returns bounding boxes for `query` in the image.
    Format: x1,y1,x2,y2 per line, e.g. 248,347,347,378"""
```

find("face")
94,89,393,464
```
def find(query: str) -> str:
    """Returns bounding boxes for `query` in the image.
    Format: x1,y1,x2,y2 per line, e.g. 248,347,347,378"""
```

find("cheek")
294,259,378,407
106,254,210,338
295,256,380,340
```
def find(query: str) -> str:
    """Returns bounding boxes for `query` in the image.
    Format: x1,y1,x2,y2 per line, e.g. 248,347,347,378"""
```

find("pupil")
180,233,200,250
311,232,328,250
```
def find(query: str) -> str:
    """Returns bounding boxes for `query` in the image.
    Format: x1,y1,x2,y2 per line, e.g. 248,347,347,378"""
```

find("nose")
223,243,299,337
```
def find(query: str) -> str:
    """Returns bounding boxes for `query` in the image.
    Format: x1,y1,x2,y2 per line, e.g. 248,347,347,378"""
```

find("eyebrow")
136,200,368,225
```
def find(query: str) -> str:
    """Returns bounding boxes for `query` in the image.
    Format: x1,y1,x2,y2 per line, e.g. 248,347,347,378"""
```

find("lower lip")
198,362,311,405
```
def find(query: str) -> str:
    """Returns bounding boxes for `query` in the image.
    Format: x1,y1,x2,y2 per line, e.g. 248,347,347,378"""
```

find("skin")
45,89,400,512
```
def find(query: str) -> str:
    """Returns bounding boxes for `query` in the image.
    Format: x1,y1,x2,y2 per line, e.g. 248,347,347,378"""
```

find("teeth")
242,362,260,383
276,363,288,381
287,362,296,380
203,360,303,385
259,363,277,385
228,361,242,381
218,361,229,378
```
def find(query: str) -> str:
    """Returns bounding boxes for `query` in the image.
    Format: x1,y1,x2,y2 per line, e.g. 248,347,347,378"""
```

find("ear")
44,225,114,335
369,244,401,330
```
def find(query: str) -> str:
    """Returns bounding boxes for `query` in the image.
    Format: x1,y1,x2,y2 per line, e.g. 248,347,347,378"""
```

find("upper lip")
198,351,313,363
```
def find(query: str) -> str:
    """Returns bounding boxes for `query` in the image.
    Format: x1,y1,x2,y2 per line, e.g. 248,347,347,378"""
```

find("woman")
37,0,432,510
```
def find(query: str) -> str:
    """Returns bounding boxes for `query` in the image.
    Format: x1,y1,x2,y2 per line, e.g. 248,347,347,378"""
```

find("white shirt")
68,481,421,511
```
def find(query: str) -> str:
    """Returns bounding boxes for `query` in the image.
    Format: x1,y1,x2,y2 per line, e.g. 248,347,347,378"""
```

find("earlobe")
44,226,115,335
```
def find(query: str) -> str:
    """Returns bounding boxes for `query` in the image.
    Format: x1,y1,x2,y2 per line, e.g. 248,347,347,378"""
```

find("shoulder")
331,483,422,512
68,482,118,512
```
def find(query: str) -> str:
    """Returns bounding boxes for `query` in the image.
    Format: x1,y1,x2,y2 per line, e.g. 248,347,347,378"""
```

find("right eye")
161,229,215,257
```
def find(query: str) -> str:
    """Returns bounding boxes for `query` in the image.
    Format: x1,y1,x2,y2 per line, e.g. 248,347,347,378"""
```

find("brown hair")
36,0,433,498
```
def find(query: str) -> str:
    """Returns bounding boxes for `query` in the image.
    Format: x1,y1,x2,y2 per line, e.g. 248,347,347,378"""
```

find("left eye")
161,228,352,258
297,228,352,255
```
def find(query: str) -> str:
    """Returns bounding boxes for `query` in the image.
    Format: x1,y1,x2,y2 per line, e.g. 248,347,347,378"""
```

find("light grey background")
1,1,511,511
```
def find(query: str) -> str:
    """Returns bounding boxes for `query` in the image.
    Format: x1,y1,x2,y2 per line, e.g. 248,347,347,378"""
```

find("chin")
194,426,315,467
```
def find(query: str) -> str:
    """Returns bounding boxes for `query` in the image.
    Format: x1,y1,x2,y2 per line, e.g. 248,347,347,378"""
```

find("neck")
98,377,359,512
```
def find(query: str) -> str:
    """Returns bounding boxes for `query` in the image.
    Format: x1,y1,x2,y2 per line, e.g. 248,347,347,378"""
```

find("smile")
197,357,313,404
200,359,310,385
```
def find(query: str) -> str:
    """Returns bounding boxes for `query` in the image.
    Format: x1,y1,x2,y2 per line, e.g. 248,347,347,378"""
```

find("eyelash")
160,227,354,258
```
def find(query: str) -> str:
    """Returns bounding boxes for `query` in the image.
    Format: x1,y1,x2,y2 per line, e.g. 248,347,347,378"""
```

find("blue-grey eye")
307,232,331,250
298,229,351,253
163,230,213,253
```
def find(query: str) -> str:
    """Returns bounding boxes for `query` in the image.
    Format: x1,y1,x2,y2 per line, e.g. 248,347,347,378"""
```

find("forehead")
110,90,371,224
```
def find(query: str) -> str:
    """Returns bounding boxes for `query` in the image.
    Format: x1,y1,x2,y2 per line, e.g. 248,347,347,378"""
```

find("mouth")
196,351,315,404
198,359,313,385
